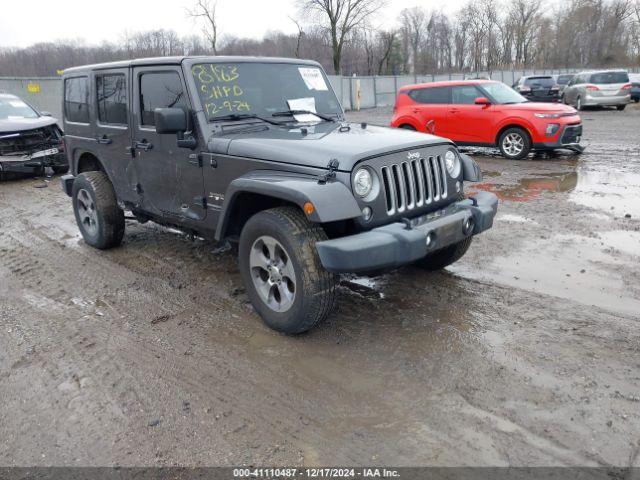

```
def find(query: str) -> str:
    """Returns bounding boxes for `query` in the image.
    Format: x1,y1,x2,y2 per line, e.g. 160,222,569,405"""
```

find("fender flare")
495,118,536,144
215,171,362,241
459,153,483,182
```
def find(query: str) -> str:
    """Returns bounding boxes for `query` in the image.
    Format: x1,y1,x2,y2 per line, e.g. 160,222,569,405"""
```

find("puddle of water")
472,172,578,202
451,232,640,316
570,171,640,217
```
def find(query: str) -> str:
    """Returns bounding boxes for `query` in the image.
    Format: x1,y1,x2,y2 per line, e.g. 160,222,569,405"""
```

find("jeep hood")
207,122,452,171
0,116,59,134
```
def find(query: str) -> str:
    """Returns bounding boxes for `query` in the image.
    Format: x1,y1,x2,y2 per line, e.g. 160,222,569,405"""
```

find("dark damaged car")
60,56,498,334
0,93,67,180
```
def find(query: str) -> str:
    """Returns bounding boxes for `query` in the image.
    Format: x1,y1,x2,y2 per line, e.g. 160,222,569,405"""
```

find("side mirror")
475,97,491,105
40,111,52,117
154,107,188,134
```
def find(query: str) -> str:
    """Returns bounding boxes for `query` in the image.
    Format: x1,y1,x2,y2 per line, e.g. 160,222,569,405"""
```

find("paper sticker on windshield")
299,68,328,91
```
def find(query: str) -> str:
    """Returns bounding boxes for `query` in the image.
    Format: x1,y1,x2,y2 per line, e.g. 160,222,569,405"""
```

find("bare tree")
289,16,305,58
399,7,427,74
297,0,386,74
187,0,219,55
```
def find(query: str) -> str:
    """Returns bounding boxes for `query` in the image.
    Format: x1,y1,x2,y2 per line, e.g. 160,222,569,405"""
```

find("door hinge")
195,196,207,209
318,158,340,184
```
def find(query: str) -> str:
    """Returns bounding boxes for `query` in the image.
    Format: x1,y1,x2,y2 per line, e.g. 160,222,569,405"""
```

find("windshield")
556,75,573,85
480,82,527,104
525,77,555,87
589,72,629,84
191,63,343,122
0,97,39,120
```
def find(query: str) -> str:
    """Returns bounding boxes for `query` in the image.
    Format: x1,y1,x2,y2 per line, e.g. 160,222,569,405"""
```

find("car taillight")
59,136,66,152
586,85,599,91
621,84,632,91
551,85,560,91
520,86,532,93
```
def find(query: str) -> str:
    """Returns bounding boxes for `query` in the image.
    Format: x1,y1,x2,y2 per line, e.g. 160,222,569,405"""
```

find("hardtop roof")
62,56,322,75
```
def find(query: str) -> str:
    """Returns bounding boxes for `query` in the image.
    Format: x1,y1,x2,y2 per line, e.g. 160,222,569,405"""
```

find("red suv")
391,80,584,159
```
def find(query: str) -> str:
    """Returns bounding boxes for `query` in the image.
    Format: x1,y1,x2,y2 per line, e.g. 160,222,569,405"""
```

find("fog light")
546,123,560,136
362,207,372,222
463,217,475,235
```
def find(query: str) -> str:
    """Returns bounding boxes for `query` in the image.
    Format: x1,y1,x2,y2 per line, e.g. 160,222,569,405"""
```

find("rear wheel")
415,237,473,271
399,124,416,131
616,104,626,111
239,207,338,334
72,171,125,250
498,127,531,160
576,96,584,111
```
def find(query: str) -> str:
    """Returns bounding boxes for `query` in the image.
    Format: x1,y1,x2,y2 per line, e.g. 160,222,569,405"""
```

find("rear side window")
451,85,482,104
589,72,629,84
140,72,187,126
64,77,89,123
524,77,554,87
97,74,127,125
557,75,573,85
408,87,449,104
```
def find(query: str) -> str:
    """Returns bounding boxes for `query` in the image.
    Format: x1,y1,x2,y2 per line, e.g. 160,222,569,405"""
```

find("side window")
409,87,450,104
97,74,127,125
64,76,89,123
451,85,482,105
139,72,186,126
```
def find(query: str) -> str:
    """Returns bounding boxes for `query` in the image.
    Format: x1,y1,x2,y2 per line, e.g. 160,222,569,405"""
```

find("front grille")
381,155,448,215
0,125,60,156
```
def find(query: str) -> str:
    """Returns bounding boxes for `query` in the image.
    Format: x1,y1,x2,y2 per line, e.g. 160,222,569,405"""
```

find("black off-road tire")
498,127,532,160
239,206,338,334
415,236,473,271
72,171,125,250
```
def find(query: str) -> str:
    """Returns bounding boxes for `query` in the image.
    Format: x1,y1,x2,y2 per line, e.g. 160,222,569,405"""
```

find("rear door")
444,84,495,143
407,86,450,135
131,66,206,221
93,68,136,203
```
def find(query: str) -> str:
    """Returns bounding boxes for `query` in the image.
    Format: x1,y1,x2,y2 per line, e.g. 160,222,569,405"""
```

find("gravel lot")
1,104,639,467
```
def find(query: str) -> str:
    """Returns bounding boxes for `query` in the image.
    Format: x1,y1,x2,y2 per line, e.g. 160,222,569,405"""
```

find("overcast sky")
0,0,470,48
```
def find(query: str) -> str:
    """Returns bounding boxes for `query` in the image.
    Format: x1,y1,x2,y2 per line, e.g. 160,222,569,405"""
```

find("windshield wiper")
271,110,336,122
212,113,283,126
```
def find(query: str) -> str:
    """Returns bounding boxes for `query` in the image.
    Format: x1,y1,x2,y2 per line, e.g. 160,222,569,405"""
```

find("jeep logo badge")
407,152,420,160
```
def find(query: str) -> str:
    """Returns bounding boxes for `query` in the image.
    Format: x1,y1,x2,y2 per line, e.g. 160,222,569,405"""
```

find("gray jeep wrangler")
60,56,498,334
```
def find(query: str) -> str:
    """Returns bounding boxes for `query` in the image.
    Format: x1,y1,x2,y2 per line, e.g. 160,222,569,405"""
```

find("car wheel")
616,105,626,111
576,96,584,111
72,171,125,250
415,236,473,271
399,124,416,131
498,127,531,160
239,206,338,334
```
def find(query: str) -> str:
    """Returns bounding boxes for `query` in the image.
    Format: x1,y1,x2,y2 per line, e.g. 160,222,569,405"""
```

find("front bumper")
316,191,498,274
534,124,585,153
0,150,67,174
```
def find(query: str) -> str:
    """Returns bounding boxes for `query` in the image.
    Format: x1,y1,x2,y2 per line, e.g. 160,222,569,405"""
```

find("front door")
444,84,495,144
131,66,206,220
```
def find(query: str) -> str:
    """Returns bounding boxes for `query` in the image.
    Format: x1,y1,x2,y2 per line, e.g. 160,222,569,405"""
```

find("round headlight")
353,168,373,197
444,150,461,178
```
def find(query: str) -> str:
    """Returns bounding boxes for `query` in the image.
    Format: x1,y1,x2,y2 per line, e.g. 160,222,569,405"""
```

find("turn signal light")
303,202,315,216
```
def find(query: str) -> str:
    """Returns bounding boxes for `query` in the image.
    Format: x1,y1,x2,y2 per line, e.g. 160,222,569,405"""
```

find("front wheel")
415,237,473,271
498,127,531,160
72,171,125,250
239,207,338,334
616,105,626,111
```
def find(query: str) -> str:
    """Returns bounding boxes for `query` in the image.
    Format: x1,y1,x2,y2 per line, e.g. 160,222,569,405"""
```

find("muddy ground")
1,105,639,467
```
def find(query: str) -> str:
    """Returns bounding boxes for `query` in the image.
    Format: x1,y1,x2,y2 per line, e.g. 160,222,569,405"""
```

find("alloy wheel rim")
249,236,297,313
76,189,98,237
503,133,525,157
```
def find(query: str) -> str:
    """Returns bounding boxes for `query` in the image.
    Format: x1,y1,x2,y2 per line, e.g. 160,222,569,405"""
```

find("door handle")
450,109,460,113
96,135,112,145
413,109,420,114
133,140,153,151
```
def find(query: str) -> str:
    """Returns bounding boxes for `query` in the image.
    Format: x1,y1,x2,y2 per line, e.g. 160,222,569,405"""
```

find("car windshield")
480,82,527,104
525,77,555,87
191,62,343,122
556,75,573,85
0,97,39,120
589,72,629,84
